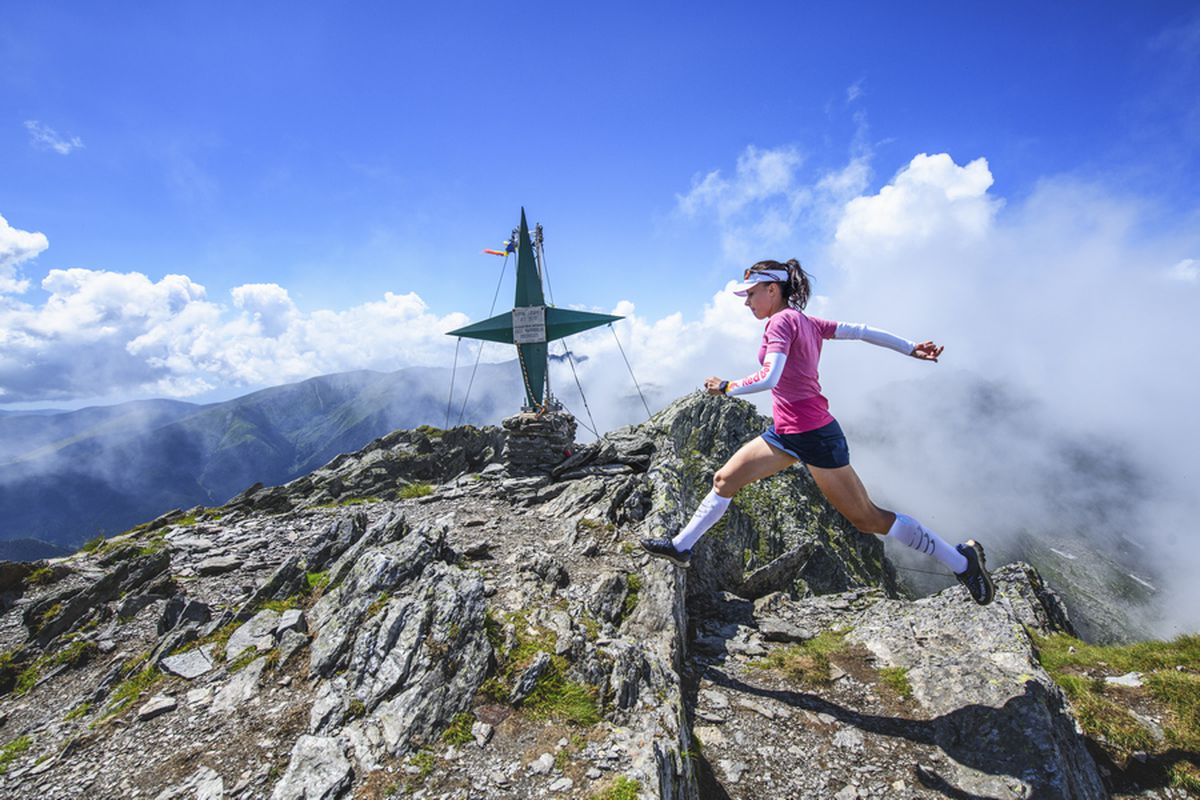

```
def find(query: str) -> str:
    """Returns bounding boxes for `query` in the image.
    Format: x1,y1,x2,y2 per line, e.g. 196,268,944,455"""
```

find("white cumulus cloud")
0,259,469,403
0,213,49,294
834,153,1000,260
232,283,299,337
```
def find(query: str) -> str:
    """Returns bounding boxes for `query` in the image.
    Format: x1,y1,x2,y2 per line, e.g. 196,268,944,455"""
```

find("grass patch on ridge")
13,637,99,696
64,702,92,721
878,666,913,700
398,483,434,500
1035,631,1200,791
0,735,32,775
750,630,847,686
365,592,391,619
260,595,301,613
80,535,105,553
441,712,475,745
26,566,58,587
622,574,641,621
100,665,162,722
482,609,602,727
305,571,331,594
590,776,641,800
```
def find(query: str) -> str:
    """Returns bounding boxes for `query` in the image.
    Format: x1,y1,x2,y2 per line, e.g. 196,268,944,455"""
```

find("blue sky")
1,1,1198,408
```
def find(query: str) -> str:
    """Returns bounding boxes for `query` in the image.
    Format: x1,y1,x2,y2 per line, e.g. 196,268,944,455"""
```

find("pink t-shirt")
758,308,838,433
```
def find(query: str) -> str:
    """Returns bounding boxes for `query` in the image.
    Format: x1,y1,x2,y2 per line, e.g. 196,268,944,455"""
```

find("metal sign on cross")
447,208,622,410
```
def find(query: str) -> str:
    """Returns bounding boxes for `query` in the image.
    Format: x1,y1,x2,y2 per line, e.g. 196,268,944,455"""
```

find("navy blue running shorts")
761,419,850,469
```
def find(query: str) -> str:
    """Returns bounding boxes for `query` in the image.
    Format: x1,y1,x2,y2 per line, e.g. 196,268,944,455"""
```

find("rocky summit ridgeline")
0,392,1141,799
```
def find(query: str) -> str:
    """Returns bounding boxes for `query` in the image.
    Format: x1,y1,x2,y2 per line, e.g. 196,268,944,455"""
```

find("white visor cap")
731,268,789,296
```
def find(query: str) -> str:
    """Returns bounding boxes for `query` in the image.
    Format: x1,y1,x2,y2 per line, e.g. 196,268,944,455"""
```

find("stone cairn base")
501,410,577,475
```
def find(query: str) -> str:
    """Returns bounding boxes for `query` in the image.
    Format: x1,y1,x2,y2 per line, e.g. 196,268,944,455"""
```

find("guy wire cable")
609,323,652,420
456,252,510,426
557,397,600,439
560,340,600,438
445,336,462,428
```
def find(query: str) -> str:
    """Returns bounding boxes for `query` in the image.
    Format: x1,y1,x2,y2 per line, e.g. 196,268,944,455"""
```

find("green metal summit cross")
447,209,622,409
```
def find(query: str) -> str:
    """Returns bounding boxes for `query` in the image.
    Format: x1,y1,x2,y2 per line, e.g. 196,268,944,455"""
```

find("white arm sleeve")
725,352,786,396
834,322,916,356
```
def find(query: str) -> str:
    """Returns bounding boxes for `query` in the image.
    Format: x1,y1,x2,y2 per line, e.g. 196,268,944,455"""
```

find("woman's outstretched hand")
911,341,944,362
704,376,725,395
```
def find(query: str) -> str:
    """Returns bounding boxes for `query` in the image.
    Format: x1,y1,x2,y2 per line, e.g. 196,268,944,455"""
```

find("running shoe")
955,540,995,606
639,537,691,568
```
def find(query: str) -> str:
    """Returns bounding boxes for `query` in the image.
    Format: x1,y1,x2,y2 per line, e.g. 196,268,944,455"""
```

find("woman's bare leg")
712,437,799,497
807,463,978,588
804,463,895,534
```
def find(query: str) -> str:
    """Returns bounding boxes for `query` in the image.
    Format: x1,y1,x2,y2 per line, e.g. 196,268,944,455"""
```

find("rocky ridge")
0,393,1176,798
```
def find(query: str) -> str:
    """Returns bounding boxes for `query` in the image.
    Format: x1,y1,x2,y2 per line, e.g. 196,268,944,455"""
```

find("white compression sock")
671,490,732,552
886,513,969,574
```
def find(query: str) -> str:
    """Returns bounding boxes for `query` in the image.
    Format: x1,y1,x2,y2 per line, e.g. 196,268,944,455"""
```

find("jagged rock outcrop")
641,394,898,606
223,425,506,516
0,392,1147,799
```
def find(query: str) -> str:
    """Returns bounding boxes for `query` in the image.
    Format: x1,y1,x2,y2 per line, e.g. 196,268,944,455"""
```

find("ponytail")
747,258,812,310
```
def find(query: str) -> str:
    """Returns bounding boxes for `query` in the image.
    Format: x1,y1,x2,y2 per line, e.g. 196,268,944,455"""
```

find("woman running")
640,259,994,605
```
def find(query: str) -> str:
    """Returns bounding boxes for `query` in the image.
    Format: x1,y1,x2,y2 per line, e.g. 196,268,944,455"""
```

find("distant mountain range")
0,362,523,559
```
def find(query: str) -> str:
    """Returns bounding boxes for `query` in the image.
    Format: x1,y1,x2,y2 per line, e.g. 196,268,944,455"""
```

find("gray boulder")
212,656,267,714
225,609,280,661
305,516,491,756
587,571,629,625
270,735,352,800
160,646,215,680
276,608,307,636
846,564,1106,799
196,555,240,576
136,694,177,721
